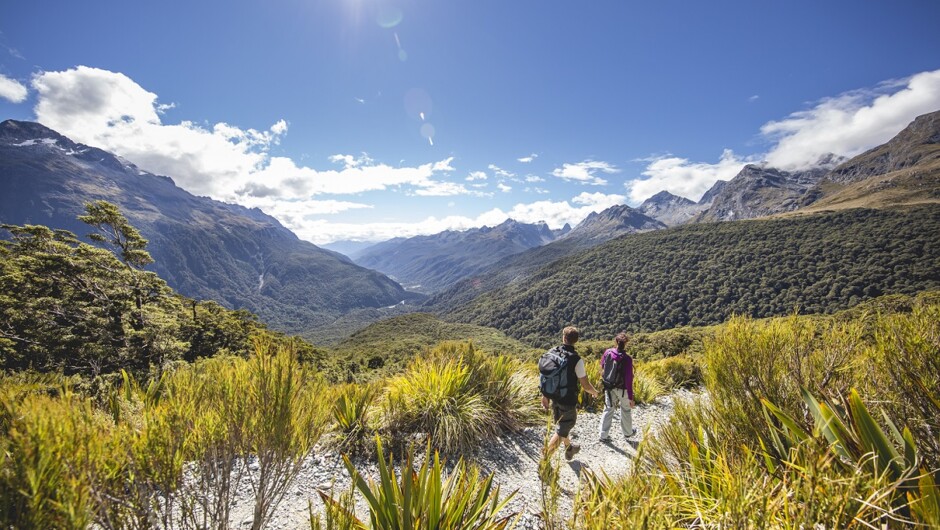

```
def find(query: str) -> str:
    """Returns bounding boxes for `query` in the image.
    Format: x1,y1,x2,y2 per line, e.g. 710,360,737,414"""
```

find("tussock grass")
382,342,540,454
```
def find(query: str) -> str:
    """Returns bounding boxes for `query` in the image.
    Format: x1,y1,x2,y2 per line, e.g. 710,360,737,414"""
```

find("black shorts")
552,402,577,438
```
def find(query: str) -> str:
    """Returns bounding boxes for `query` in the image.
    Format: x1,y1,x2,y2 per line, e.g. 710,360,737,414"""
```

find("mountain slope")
445,205,940,346
354,219,565,293
0,120,419,333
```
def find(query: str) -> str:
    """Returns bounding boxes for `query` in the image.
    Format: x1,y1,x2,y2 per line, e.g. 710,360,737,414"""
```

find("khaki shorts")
552,402,577,438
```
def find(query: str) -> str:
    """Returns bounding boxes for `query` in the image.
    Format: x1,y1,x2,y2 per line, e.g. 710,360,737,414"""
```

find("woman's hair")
615,332,629,347
563,326,580,345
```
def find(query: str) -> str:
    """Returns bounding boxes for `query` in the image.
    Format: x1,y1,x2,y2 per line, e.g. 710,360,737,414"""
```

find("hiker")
598,332,636,442
540,326,600,460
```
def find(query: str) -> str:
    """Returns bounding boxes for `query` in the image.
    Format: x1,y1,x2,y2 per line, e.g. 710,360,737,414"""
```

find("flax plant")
314,437,515,529
331,381,381,451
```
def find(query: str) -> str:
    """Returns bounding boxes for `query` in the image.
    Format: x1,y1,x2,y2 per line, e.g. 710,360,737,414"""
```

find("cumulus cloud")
525,175,545,183
552,160,618,185
0,74,28,103
518,153,538,163
627,150,748,204
572,191,627,207
762,69,940,170
497,182,512,193
465,170,487,181
30,66,465,203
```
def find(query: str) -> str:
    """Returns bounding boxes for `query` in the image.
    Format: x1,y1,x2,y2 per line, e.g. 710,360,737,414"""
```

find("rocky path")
228,389,695,529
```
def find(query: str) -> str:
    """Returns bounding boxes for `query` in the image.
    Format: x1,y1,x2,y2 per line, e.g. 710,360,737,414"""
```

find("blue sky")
1,0,939,243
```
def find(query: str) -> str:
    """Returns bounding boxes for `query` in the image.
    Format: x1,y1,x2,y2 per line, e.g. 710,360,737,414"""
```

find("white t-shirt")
574,358,586,379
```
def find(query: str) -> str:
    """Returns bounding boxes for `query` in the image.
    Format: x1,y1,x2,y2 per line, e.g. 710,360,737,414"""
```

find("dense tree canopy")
0,203,311,377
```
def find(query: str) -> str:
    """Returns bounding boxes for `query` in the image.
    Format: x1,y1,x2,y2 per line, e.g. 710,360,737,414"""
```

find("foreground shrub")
639,355,702,389
869,302,940,469
0,340,329,530
632,370,666,405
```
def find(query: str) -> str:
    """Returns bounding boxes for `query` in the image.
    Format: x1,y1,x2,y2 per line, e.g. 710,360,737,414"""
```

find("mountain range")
352,219,569,293
0,120,421,335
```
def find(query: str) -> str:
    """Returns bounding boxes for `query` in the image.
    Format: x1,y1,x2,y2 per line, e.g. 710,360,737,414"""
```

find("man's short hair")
615,332,629,347
562,326,580,345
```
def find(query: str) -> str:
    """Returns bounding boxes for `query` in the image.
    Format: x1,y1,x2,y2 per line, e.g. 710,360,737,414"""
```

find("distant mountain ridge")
422,203,666,311
0,119,420,334
638,181,727,226
561,204,665,242
354,219,569,293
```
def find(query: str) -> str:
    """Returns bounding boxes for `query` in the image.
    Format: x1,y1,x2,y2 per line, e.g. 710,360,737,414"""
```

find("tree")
78,201,154,330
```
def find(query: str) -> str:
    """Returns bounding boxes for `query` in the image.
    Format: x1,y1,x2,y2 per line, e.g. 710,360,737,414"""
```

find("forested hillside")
0,203,322,378
445,205,940,345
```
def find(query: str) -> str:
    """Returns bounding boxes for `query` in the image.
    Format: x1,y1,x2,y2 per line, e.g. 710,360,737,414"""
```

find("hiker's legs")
599,389,619,439
546,433,571,455
547,403,577,454
620,389,634,438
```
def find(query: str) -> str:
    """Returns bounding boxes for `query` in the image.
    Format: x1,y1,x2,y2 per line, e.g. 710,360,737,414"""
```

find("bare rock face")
565,204,666,243
639,191,703,226
693,164,829,222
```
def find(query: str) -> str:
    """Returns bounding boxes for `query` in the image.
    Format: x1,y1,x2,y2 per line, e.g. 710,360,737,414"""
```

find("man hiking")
539,326,600,460
598,332,636,443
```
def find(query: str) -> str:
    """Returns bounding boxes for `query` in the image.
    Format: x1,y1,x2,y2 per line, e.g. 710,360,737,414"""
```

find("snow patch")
11,138,57,147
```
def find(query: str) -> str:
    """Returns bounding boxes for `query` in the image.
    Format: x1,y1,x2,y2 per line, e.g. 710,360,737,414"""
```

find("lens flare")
421,123,435,146
404,88,433,121
377,6,403,28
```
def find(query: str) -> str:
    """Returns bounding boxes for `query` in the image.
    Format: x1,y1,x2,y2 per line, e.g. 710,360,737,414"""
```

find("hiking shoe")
625,428,638,439
565,443,581,460
599,436,612,444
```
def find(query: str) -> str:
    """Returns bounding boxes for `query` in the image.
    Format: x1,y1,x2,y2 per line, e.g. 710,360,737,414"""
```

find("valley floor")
226,388,697,529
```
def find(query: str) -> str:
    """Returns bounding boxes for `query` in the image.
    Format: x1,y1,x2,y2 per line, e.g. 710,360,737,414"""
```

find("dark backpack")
538,347,577,402
601,348,628,390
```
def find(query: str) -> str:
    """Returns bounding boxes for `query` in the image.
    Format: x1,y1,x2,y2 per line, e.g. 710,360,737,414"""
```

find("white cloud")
552,160,618,186
627,149,748,204
30,66,464,204
466,170,487,181
518,153,538,163
571,191,627,208
497,182,512,193
488,164,515,179
748,95,760,103
414,180,492,197
525,175,545,183
762,69,940,170
0,74,28,103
